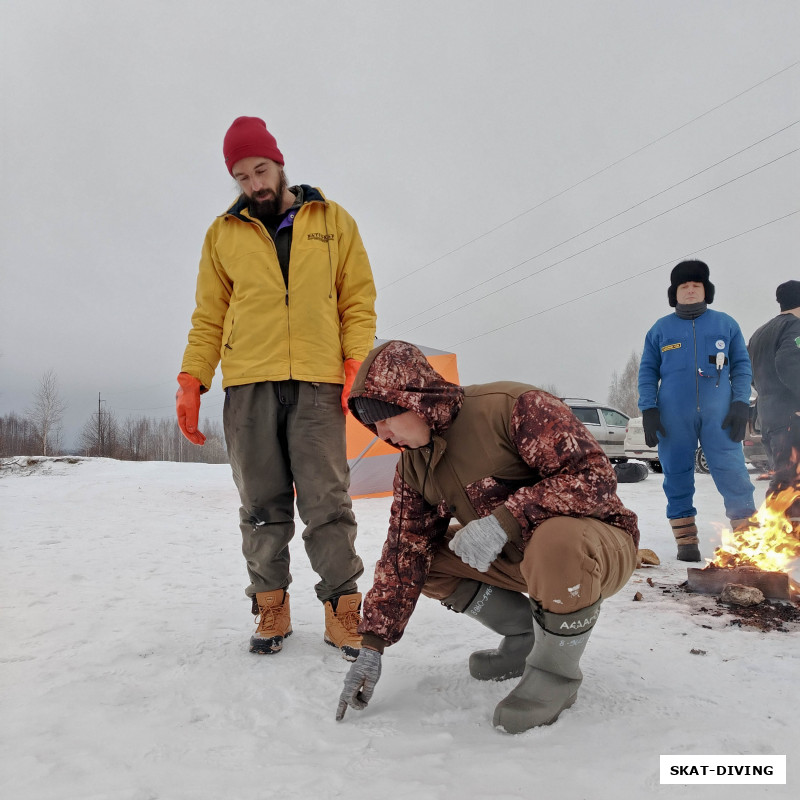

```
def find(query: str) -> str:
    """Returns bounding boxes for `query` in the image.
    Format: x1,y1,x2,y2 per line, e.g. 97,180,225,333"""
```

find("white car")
623,417,662,472
561,398,630,462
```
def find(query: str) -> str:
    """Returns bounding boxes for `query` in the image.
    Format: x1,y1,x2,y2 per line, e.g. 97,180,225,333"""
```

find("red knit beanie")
223,116,284,174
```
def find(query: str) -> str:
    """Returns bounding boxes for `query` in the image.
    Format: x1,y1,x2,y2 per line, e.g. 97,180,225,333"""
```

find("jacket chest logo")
661,342,681,352
307,232,334,242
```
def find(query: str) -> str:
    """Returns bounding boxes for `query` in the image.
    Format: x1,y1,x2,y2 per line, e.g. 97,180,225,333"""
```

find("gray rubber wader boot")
443,581,535,682
493,598,601,734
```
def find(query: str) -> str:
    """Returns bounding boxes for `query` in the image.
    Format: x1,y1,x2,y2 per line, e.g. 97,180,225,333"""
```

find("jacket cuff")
492,504,524,555
181,362,214,393
360,633,388,654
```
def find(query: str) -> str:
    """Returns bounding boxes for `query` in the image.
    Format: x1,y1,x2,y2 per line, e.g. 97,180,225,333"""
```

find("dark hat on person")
668,260,715,307
776,280,800,311
350,397,407,425
223,116,284,174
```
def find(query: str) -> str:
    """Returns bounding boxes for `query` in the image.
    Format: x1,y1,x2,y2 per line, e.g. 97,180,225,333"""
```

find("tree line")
1,355,642,462
0,370,228,464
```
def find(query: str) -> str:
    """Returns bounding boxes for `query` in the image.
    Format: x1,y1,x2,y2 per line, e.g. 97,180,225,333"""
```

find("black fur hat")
668,260,715,307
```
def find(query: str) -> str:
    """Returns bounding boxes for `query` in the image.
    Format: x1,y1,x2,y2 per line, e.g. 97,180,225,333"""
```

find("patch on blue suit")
661,342,681,352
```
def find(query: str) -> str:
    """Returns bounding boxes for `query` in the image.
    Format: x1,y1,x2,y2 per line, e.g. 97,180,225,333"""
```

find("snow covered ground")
1,457,796,799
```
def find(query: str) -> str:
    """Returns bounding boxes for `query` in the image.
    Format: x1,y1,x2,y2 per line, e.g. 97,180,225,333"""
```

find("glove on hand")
721,400,749,442
642,408,665,448
341,359,361,415
448,515,508,572
175,373,206,445
336,647,382,721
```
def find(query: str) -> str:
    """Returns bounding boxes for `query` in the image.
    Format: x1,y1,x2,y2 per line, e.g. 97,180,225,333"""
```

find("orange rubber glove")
341,359,361,415
176,372,206,445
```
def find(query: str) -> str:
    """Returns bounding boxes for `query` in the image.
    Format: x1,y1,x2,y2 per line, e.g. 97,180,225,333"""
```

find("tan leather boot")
670,516,701,562
250,589,292,654
324,592,362,661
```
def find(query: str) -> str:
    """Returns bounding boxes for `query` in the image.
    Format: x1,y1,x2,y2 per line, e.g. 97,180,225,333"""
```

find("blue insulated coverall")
638,308,756,521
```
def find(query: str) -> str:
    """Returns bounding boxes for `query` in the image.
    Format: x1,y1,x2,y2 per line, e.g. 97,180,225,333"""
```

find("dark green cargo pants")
223,380,364,602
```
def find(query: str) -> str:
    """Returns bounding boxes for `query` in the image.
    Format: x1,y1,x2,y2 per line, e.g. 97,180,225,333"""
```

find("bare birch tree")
608,351,641,417
28,369,67,456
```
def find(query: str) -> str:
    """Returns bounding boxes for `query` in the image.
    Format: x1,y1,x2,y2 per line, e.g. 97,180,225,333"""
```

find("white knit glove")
449,515,508,572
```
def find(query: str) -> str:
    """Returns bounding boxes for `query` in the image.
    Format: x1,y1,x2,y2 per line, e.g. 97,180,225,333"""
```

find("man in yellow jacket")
176,116,377,660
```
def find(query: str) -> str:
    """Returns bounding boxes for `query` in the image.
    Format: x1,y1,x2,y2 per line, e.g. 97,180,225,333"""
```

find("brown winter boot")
324,592,362,662
670,516,701,562
250,589,292,654
731,516,756,532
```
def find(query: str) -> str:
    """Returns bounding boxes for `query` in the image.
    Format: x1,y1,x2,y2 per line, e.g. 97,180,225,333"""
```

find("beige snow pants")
422,516,637,613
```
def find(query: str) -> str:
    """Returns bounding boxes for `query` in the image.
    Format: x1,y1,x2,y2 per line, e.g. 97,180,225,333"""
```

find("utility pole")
98,392,105,457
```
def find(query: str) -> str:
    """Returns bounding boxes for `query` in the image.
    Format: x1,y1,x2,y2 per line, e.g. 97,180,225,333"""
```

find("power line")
97,61,799,418
112,396,226,413
383,121,799,334
112,403,176,412
378,59,800,293
450,209,800,347
391,148,798,336
95,62,800,417
102,379,177,397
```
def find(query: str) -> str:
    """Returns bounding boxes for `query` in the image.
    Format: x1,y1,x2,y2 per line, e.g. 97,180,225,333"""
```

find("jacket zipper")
247,214,292,375
285,287,291,376
424,436,480,525
692,319,700,412
236,200,330,380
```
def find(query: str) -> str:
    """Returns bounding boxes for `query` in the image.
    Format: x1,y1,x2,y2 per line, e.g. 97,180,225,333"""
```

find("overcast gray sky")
2,0,798,447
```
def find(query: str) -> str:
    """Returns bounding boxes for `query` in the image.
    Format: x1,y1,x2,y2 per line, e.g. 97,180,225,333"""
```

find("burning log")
687,477,799,603
687,566,789,601
711,483,799,572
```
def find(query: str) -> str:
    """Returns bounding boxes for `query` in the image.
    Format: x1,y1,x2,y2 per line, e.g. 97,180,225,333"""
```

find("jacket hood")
348,340,464,439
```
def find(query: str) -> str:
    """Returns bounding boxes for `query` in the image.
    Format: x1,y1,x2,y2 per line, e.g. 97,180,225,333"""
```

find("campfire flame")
710,482,800,573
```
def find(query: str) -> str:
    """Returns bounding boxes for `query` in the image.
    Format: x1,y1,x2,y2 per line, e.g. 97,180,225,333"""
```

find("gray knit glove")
449,515,508,572
336,647,382,721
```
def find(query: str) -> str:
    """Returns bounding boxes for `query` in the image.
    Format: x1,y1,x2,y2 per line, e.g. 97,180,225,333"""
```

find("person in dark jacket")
748,280,800,509
637,260,756,561
334,341,639,733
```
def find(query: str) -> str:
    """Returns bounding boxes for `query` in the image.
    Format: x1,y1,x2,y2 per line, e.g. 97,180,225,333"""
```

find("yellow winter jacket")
181,186,377,391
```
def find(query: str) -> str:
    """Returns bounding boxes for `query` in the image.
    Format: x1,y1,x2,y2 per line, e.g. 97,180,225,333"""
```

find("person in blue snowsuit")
638,260,756,561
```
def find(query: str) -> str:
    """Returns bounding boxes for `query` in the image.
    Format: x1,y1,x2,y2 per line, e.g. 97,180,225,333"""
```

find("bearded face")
247,169,288,220
230,157,289,220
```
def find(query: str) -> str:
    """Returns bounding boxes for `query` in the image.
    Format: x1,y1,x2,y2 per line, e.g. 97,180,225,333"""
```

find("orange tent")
347,340,460,498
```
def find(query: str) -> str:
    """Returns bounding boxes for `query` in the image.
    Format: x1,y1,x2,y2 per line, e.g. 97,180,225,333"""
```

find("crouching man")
334,341,640,733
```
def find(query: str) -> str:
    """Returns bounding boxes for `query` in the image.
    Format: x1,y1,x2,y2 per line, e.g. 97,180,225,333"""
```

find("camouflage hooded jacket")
348,341,640,649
